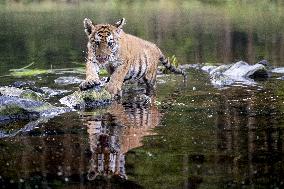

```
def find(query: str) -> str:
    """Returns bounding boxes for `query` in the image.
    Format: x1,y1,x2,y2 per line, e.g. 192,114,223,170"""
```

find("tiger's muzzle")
96,55,110,64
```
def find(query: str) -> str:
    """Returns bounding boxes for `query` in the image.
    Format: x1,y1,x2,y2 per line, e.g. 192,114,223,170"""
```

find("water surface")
0,1,284,188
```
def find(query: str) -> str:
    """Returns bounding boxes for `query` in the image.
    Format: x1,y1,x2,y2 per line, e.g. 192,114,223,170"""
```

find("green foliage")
99,69,108,76
163,55,180,74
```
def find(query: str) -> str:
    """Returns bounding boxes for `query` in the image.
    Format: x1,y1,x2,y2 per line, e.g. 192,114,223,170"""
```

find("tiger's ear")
83,18,94,36
114,18,126,30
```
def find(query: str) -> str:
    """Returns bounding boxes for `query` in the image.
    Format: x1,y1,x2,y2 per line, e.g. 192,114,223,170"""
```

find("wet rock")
271,67,284,74
40,87,70,97
60,86,112,109
10,81,35,88
179,63,202,70
277,76,284,80
0,100,40,123
10,81,44,93
0,86,43,101
54,76,83,85
199,60,269,88
0,87,71,126
9,81,71,98
0,96,45,123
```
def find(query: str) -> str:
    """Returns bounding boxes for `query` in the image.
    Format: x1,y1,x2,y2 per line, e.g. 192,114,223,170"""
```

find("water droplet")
64,177,69,182
192,87,196,91
57,171,63,176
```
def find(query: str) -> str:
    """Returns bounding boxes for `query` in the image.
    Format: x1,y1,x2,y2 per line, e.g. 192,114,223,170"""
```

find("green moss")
10,69,51,77
0,105,27,116
81,88,111,101
19,90,43,101
32,103,54,112
60,87,112,108
99,69,108,76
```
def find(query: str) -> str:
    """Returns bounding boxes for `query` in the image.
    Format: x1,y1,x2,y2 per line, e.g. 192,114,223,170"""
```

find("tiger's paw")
105,83,121,95
79,79,101,91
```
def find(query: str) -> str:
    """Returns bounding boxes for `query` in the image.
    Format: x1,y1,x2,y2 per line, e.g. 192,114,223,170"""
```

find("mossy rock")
0,95,69,125
0,87,43,101
19,90,43,101
60,87,112,109
0,104,29,116
0,100,40,123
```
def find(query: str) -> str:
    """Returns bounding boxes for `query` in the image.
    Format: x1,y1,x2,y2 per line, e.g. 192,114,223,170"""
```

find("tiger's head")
83,18,126,64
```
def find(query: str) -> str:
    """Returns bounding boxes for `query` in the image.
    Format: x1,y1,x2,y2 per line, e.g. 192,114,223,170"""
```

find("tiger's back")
113,33,161,84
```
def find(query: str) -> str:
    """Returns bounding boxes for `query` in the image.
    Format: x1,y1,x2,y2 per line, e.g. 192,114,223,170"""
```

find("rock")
0,86,73,138
10,81,44,93
0,95,70,122
277,76,284,80
8,81,71,98
0,86,43,101
0,96,46,123
10,81,36,88
54,76,83,85
223,61,268,78
0,101,40,123
199,60,269,88
271,67,284,74
0,87,71,126
60,86,112,109
40,87,70,97
179,63,203,70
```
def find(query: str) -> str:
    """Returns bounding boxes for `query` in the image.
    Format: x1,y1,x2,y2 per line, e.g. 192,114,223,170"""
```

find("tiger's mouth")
96,55,109,63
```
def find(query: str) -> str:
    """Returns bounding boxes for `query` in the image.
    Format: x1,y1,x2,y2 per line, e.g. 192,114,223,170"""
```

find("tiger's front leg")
105,63,130,95
80,60,101,91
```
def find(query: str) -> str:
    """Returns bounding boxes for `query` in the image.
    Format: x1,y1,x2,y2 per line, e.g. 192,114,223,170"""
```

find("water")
0,1,284,188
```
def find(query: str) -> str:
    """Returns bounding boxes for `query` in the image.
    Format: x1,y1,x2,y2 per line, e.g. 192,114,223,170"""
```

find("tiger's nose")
98,47,111,54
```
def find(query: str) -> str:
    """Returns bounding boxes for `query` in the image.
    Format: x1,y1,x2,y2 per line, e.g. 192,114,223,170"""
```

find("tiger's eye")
95,41,100,46
108,42,113,47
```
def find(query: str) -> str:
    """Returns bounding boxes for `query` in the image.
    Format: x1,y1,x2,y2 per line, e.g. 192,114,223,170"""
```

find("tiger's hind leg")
143,72,157,96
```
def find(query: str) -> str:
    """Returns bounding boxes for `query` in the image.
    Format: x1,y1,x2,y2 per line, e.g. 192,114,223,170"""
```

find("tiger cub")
80,18,186,95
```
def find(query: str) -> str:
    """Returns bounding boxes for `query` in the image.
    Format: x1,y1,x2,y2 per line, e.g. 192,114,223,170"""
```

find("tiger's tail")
159,56,187,80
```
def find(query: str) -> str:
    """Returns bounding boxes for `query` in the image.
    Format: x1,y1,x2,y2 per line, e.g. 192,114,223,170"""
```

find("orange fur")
80,18,186,95
85,101,161,179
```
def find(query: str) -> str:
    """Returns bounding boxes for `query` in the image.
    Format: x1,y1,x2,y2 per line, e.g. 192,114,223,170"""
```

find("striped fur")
85,102,160,179
159,56,187,78
80,18,187,95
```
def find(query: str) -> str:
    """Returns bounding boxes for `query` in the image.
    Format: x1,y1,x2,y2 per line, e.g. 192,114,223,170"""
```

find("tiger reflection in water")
82,99,161,180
